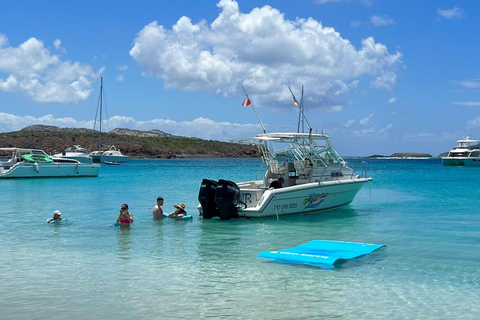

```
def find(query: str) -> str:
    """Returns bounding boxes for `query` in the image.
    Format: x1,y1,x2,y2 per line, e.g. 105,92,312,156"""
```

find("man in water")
153,196,164,220
269,177,284,189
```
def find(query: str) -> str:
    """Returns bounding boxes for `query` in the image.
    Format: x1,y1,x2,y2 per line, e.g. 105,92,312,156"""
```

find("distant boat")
442,136,480,166
53,145,93,163
88,77,130,163
104,160,122,165
0,148,100,178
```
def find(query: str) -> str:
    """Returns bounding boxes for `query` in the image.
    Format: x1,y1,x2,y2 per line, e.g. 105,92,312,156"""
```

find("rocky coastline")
0,125,259,159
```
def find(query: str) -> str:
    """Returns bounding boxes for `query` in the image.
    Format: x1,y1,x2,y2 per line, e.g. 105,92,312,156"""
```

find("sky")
1,0,479,156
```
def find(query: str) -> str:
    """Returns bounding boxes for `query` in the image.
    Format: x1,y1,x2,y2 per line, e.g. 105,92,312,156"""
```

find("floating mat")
258,240,385,267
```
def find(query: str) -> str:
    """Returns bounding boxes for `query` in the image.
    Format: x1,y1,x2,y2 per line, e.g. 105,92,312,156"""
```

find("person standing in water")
153,196,164,220
116,204,133,228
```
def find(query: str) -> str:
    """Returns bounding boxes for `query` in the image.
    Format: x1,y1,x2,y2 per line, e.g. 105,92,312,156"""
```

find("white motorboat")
53,145,93,163
442,136,480,166
0,148,100,178
198,132,372,219
90,146,129,163
89,77,130,164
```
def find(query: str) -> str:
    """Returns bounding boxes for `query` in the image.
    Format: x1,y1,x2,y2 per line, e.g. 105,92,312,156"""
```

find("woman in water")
116,204,134,228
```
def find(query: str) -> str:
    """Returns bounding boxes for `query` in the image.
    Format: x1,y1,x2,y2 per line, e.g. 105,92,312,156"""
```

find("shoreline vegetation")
0,125,440,159
0,125,259,159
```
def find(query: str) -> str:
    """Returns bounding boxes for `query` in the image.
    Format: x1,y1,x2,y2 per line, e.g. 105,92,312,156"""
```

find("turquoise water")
1,158,479,319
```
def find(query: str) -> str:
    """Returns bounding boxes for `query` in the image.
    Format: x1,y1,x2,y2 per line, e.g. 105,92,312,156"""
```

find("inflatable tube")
163,213,193,220
46,218,67,224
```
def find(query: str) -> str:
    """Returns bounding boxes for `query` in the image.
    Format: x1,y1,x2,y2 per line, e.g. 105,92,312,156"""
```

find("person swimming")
116,204,133,227
46,210,63,224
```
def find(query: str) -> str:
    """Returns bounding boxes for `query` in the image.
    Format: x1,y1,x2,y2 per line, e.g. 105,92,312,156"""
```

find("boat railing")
351,161,369,179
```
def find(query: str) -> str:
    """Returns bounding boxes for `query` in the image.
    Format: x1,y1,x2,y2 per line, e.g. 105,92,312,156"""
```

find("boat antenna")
288,86,312,135
90,77,104,151
321,96,325,135
242,85,266,134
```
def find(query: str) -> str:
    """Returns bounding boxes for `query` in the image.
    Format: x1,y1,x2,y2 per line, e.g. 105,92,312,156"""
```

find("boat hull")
91,155,130,163
0,162,100,178
442,157,480,166
237,178,371,218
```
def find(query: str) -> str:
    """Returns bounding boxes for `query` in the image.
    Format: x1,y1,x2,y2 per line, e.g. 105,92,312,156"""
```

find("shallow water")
1,158,479,319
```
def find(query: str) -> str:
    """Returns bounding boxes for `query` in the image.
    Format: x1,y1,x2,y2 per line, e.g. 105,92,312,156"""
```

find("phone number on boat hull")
273,203,297,211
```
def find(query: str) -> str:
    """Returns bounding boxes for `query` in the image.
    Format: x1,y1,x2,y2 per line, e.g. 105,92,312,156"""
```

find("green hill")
0,126,259,159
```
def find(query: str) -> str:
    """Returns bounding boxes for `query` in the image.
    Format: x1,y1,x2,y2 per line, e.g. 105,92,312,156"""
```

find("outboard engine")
215,179,240,220
198,179,219,219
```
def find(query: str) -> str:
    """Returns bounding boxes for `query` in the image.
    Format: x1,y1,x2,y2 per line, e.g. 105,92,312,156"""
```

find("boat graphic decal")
302,193,328,210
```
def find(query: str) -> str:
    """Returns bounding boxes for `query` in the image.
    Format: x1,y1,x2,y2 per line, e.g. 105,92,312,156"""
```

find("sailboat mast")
99,77,103,151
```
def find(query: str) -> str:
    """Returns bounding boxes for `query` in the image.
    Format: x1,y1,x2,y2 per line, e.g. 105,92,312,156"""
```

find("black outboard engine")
215,179,240,220
198,179,219,219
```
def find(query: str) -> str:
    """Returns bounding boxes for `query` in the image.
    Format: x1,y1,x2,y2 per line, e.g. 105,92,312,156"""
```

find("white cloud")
437,7,465,20
116,65,128,71
359,114,373,126
116,75,125,82
0,34,101,103
467,117,480,129
53,39,65,52
388,97,397,103
371,15,395,26
130,0,402,111
344,119,355,127
453,101,480,107
350,21,361,27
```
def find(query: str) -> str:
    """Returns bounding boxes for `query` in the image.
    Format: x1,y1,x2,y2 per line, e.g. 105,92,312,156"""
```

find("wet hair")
157,196,164,201
122,204,128,209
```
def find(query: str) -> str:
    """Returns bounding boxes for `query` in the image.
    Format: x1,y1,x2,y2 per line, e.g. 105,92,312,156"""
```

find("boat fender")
163,213,193,220
34,162,40,173
46,218,67,224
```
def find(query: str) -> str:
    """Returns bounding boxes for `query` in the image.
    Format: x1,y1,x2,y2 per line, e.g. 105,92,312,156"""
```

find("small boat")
88,77,130,164
90,145,129,163
198,133,372,219
104,160,121,165
53,145,93,163
197,87,372,219
0,148,100,178
442,136,480,166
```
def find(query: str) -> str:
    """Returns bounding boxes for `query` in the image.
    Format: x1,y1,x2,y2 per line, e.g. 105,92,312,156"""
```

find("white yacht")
0,148,100,178
90,145,130,163
198,132,372,219
442,136,480,166
53,145,93,163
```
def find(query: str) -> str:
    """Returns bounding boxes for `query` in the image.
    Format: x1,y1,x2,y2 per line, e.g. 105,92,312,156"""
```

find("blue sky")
0,0,479,156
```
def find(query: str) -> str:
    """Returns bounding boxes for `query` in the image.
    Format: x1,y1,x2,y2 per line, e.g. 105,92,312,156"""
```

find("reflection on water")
116,228,132,261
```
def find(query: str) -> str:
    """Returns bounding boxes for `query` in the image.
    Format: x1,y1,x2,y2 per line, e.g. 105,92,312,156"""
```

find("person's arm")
116,212,122,223
46,218,53,224
128,212,134,223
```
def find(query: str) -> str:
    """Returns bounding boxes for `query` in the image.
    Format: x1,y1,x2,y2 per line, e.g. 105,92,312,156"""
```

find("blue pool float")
46,218,67,224
163,213,193,220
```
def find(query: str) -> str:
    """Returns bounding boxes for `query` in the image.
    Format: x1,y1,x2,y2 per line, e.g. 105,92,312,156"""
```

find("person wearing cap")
168,203,186,218
46,210,63,224
153,196,164,220
269,177,284,189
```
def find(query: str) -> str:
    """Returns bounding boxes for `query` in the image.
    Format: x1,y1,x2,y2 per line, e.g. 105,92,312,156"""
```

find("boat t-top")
442,136,480,166
197,87,372,219
0,148,100,178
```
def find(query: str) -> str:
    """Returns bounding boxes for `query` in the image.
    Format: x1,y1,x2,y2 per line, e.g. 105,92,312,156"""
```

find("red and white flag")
242,97,251,107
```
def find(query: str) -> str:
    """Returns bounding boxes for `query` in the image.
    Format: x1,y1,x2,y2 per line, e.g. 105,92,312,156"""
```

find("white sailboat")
89,78,130,163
